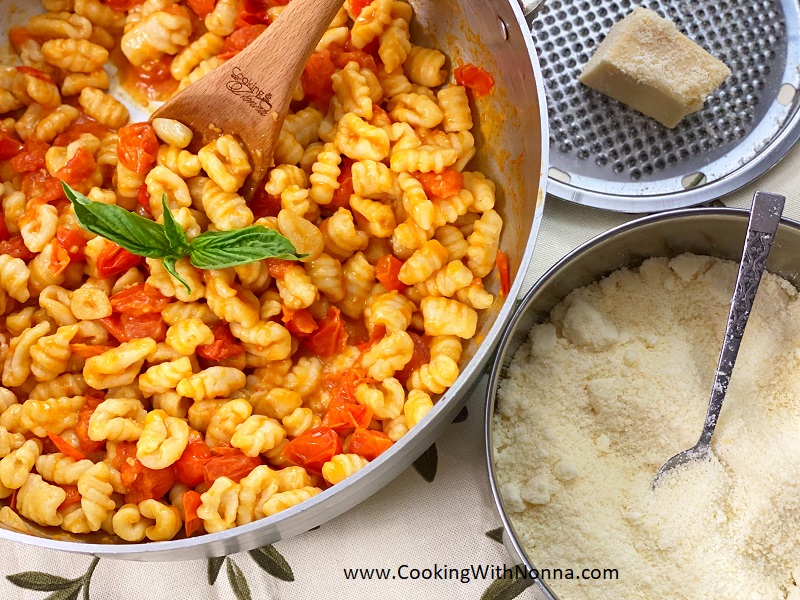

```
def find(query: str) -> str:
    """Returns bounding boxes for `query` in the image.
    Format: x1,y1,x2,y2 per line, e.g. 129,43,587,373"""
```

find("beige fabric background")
1,149,798,599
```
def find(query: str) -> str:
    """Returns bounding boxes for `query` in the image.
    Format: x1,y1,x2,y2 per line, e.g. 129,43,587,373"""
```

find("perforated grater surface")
531,0,800,213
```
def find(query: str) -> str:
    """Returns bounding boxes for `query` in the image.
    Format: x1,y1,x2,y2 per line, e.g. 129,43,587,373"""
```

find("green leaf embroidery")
44,584,83,600
248,545,294,582
486,527,505,544
480,572,535,600
413,442,438,482
207,557,225,585
7,556,98,600
6,572,76,591
453,405,469,423
81,558,99,600
160,195,189,255
188,226,302,270
63,182,172,259
226,559,252,600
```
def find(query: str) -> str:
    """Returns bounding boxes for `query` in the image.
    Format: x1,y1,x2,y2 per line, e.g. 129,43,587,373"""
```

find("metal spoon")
653,191,785,486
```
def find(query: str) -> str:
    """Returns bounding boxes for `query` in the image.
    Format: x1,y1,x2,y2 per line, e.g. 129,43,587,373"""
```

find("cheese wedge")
579,7,731,128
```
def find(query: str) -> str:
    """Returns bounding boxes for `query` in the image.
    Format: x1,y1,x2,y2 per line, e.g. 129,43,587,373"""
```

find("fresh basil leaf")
62,182,172,259
162,255,192,295
188,226,303,269
160,195,190,255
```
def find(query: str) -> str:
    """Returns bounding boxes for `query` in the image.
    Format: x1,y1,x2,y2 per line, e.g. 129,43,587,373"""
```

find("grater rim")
536,0,800,213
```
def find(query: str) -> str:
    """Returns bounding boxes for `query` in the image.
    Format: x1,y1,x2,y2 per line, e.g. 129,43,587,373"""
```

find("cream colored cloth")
1,150,798,600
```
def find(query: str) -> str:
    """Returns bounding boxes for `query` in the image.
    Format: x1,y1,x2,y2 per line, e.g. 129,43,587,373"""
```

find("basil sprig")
62,182,304,293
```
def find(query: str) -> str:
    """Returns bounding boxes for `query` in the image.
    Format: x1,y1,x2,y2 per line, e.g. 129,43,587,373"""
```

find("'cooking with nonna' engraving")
226,67,273,116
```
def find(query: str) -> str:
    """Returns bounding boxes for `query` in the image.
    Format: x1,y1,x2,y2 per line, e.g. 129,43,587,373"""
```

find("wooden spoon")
151,0,346,199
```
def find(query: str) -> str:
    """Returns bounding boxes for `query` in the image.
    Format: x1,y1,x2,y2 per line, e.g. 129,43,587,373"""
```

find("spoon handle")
697,192,785,447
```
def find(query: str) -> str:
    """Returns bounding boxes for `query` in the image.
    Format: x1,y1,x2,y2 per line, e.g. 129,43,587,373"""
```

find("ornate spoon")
653,191,785,485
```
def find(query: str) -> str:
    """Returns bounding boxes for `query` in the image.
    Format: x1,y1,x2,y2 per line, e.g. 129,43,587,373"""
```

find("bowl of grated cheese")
485,207,800,600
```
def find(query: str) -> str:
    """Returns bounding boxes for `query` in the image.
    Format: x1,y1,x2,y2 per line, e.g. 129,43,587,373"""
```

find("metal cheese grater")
531,0,800,213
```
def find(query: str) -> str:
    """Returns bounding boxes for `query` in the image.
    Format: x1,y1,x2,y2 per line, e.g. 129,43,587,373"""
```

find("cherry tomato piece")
414,169,464,199
350,0,373,18
104,0,146,11
0,211,10,243
249,187,282,219
8,28,30,51
58,484,82,510
454,63,495,98
301,50,336,107
0,132,22,161
182,490,203,537
109,283,170,317
70,343,114,359
109,441,136,471
395,332,430,386
117,122,158,174
21,171,64,203
76,396,105,454
321,403,372,433
56,227,87,262
355,325,385,353
49,239,71,276
330,43,377,72
101,313,166,343
282,427,342,474
327,369,367,411
135,181,152,215
304,306,348,357
96,243,142,278
282,306,318,336
219,24,267,60
236,11,265,28
330,158,354,209
123,55,178,101
53,114,111,147
265,258,295,278
174,437,213,487
187,0,216,17
125,465,176,504
375,254,406,292
196,323,244,361
16,66,52,83
46,432,86,462
496,249,510,296
0,236,35,260
348,428,393,461
10,140,48,173
203,451,262,484
55,147,97,186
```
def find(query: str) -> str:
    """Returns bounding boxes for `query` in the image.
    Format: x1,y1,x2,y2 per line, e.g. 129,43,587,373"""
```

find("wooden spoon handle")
223,0,344,121
151,0,345,200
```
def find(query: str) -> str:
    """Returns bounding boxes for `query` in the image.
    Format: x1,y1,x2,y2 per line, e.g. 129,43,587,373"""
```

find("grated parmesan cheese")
493,254,800,599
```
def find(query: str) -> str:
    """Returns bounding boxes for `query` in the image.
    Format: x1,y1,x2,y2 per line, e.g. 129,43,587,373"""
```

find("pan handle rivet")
498,16,509,40
682,172,708,189
777,83,796,106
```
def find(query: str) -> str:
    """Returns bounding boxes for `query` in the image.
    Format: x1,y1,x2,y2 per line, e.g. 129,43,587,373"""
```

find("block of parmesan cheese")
578,7,731,128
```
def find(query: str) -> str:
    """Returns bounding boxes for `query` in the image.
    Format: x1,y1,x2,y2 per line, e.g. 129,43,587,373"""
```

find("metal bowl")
484,207,800,599
0,0,548,559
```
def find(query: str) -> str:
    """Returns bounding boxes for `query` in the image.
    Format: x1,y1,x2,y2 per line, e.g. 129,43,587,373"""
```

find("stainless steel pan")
0,0,549,560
